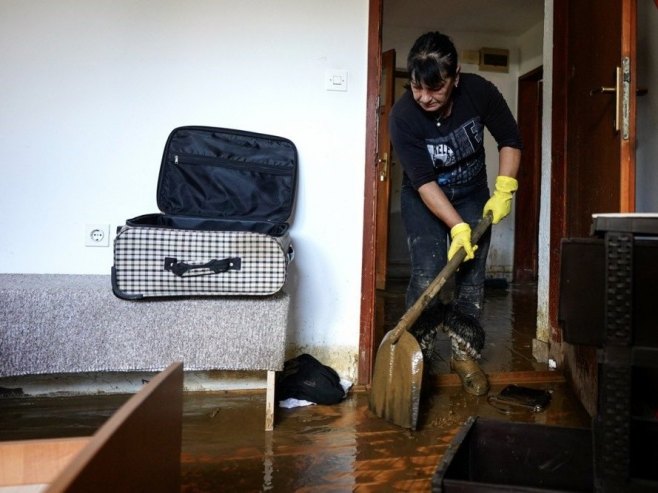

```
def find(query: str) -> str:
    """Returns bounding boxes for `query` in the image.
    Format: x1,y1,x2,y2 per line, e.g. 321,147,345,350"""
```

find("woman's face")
410,72,459,113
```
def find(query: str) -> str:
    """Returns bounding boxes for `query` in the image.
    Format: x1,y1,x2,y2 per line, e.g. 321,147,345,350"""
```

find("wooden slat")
265,370,275,431
0,437,89,486
620,0,637,212
430,370,565,388
46,362,183,493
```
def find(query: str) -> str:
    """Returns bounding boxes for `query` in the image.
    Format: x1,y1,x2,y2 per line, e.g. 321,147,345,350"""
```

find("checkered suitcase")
112,126,297,300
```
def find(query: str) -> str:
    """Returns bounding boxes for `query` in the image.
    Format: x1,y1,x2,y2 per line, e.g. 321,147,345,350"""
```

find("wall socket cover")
85,224,111,247
325,69,348,91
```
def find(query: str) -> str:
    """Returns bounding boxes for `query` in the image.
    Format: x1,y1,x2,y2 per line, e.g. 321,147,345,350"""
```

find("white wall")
636,0,658,212
536,0,553,347
518,22,544,76
0,0,369,380
382,26,544,279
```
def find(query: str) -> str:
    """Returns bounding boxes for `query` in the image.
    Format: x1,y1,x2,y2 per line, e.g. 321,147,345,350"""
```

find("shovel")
368,213,493,429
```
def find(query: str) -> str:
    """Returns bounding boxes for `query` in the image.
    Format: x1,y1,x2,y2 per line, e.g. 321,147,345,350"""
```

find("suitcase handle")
164,256,242,277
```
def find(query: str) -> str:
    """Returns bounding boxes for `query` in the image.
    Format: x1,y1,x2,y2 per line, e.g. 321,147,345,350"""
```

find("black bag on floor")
276,354,345,405
112,126,297,299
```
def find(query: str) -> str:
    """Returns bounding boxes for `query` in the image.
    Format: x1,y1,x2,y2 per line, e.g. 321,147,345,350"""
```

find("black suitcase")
112,126,297,300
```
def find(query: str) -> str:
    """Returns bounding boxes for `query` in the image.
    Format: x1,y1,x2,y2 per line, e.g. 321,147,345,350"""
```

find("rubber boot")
450,356,489,396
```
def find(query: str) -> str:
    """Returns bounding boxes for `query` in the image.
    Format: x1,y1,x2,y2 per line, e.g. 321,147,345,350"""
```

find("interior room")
1,0,657,491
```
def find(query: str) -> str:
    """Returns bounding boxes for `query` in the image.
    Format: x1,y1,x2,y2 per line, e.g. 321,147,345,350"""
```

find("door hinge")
622,56,630,141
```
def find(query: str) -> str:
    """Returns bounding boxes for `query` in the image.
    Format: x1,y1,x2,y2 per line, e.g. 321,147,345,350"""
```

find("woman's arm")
418,181,477,261
498,146,521,178
417,181,463,228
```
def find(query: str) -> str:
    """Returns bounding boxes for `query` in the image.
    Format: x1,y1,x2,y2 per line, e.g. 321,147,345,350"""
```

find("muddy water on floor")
380,281,545,374
180,385,590,492
0,381,589,492
0,393,129,441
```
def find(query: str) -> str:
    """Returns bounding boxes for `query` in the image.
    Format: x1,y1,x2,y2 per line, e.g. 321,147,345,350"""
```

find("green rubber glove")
448,222,477,262
483,175,518,224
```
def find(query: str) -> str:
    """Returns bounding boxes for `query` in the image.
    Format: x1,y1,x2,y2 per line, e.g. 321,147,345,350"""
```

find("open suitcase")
112,126,297,300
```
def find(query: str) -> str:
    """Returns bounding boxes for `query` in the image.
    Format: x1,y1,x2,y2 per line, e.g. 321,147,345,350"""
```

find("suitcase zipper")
173,153,291,175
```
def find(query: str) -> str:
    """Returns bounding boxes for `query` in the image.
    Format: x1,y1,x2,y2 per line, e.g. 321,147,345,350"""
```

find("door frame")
360,0,636,386
374,49,396,290
358,0,383,386
358,0,555,386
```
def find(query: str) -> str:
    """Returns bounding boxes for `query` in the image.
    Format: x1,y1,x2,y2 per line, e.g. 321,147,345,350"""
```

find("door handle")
590,86,616,95
589,66,621,132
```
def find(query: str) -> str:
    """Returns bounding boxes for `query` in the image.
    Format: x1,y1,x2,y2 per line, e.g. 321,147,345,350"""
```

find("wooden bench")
0,274,289,430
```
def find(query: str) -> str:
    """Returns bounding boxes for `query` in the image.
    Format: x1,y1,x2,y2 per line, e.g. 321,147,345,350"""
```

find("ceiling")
383,0,544,36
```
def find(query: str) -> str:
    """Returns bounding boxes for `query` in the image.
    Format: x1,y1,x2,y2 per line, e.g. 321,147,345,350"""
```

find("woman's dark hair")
407,32,458,88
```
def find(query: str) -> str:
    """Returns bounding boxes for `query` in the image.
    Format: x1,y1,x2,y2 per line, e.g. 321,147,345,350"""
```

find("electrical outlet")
85,224,110,247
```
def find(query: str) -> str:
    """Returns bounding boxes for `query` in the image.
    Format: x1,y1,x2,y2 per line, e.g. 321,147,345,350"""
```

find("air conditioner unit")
479,48,509,73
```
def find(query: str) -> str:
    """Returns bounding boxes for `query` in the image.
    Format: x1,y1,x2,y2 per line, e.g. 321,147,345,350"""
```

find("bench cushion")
0,274,288,376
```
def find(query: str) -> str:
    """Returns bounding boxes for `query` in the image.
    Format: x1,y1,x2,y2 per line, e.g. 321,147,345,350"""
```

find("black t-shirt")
389,73,522,189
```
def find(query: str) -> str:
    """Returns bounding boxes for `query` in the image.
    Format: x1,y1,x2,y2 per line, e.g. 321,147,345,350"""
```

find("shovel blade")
368,329,424,430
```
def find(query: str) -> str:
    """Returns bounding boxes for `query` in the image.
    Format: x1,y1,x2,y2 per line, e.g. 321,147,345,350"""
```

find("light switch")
325,70,348,91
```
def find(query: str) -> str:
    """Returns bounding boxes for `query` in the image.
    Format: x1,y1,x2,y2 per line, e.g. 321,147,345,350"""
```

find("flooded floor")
377,279,548,375
0,282,592,492
179,384,589,492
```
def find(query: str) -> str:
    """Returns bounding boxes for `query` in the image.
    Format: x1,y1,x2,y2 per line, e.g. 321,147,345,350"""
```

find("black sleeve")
389,109,437,190
474,78,523,151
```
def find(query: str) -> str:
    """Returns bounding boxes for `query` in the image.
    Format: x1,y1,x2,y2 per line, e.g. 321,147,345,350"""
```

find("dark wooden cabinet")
559,214,658,491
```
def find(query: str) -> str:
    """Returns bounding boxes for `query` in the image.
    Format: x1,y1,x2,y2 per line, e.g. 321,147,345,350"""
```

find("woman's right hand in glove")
448,222,477,262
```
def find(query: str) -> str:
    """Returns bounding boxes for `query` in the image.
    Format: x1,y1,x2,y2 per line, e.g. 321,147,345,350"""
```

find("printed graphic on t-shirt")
427,143,456,167
425,117,485,185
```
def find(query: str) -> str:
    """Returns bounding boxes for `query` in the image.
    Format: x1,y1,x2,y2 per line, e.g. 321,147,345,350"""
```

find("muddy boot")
409,302,446,362
450,355,489,396
443,306,489,396
415,325,439,362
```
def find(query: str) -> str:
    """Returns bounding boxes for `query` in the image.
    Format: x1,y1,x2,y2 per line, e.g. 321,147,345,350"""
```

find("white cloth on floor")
278,378,353,408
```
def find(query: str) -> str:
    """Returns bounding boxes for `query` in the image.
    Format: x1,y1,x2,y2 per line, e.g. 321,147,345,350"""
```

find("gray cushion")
0,274,288,376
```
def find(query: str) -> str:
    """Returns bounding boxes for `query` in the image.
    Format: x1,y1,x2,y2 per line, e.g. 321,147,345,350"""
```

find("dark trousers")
400,173,491,339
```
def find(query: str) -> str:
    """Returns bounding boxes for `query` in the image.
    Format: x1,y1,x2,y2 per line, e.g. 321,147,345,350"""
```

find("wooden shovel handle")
390,213,493,344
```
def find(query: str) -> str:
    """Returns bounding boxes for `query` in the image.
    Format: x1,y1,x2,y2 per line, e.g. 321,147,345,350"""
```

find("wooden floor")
178,383,589,491
0,281,592,492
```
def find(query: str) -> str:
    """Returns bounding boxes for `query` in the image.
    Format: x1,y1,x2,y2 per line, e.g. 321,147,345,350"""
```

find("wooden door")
514,68,543,282
550,0,637,329
550,0,637,413
374,49,396,290
565,1,636,236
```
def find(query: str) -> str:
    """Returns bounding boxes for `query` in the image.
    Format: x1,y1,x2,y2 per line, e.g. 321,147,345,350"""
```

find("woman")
389,31,522,396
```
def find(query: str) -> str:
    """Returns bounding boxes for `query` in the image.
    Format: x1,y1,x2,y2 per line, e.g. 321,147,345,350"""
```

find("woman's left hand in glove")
483,175,518,224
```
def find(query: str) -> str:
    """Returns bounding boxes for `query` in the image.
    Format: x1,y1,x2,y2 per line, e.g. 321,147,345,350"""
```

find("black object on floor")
487,384,552,414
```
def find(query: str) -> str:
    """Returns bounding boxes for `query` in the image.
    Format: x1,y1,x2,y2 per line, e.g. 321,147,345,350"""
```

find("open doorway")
514,67,543,282
359,0,545,385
